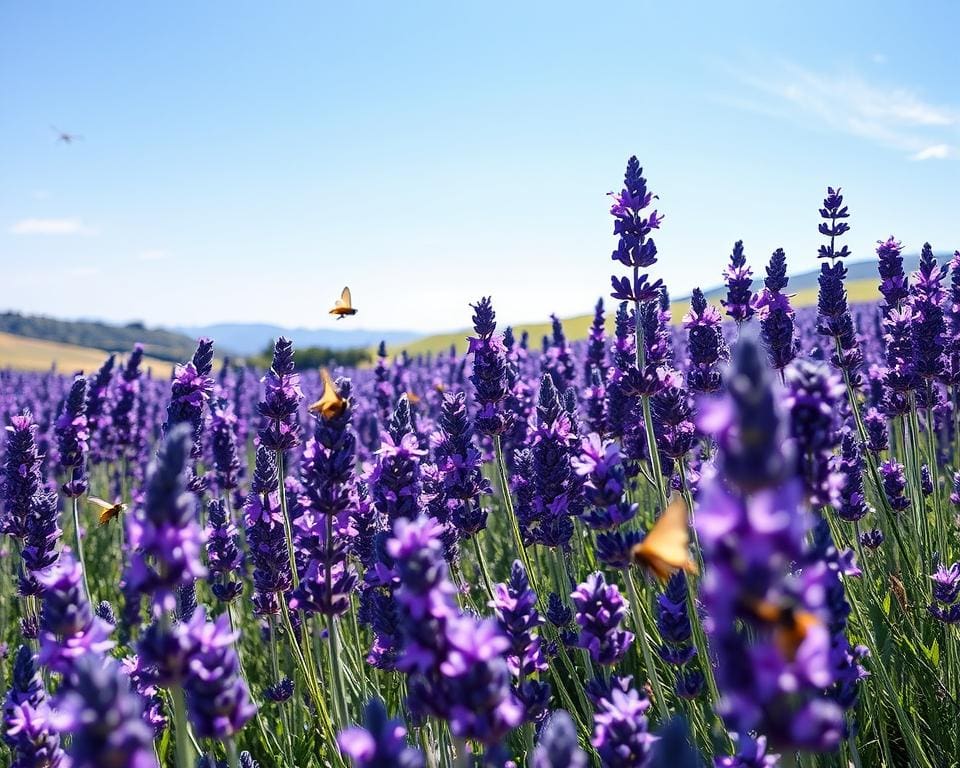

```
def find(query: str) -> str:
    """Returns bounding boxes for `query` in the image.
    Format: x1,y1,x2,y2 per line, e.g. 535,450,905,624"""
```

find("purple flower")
754,248,798,371
608,156,664,305
817,187,851,260
722,240,755,325
527,375,580,548
879,460,910,512
53,654,158,768
338,698,424,768
2,412,44,540
911,243,947,384
468,297,512,436
21,487,62,574
783,360,845,508
2,645,66,768
294,376,360,617
490,561,550,723
532,710,587,768
591,685,656,767
205,498,242,602
832,433,870,522
184,609,257,738
36,553,115,673
930,562,960,604
121,655,168,736
165,339,215,459
258,336,302,453
696,334,843,752
369,424,426,524
84,353,115,464
656,573,703,699
571,572,634,666
683,288,728,394
714,734,779,767
126,423,207,612
244,448,293,613
55,376,89,497
864,407,889,453
877,236,908,311
388,516,523,745
596,529,644,569
112,344,144,459
264,677,294,703
585,298,608,387
697,332,792,493
209,394,242,492
432,391,492,538
572,434,636,530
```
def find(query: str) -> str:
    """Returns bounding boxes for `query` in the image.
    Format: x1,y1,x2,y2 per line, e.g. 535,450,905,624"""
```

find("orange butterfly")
88,496,127,526
631,495,698,581
308,369,347,420
743,598,823,662
329,286,357,319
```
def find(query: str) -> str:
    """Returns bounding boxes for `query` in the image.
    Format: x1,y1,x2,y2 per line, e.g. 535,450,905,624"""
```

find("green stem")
472,534,496,603
493,436,541,597
71,495,92,602
623,569,669,722
275,449,300,590
327,614,349,729
924,401,946,557
269,615,296,767
225,737,240,768
633,281,667,510
171,685,194,768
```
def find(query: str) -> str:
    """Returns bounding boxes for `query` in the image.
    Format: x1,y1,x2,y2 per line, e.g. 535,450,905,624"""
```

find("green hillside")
389,276,881,358
0,311,199,363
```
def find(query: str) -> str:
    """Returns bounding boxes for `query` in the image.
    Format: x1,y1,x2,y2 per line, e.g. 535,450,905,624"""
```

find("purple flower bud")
184,610,257,739
571,572,634,666
36,554,114,673
591,684,656,767
53,655,157,768
337,698,424,768
532,710,587,768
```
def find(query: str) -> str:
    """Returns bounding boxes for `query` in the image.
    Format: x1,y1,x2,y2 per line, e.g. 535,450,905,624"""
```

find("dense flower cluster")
1,155,957,768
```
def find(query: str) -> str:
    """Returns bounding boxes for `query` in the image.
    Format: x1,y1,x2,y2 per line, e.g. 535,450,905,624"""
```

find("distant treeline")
248,341,371,370
0,311,199,363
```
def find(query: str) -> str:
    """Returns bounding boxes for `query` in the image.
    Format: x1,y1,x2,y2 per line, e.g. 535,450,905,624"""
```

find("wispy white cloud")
731,62,959,160
137,249,169,261
9,217,98,235
911,144,954,161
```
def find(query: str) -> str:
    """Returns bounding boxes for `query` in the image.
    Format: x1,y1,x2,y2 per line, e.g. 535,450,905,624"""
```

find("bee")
88,496,127,526
405,391,422,405
329,286,357,319
308,369,347,420
742,597,823,662
631,495,698,581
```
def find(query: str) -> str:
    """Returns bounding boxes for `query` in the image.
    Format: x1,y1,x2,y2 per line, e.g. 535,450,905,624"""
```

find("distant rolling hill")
0,331,174,377
0,311,199,363
390,254,930,358
174,323,418,357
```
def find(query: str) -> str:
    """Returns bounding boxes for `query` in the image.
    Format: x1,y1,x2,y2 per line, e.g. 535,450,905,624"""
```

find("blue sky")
2,1,958,333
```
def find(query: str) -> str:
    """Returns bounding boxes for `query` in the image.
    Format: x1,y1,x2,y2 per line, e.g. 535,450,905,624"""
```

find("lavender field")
2,161,958,768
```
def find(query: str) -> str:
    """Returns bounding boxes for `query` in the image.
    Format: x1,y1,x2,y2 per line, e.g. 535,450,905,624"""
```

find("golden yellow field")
0,332,174,378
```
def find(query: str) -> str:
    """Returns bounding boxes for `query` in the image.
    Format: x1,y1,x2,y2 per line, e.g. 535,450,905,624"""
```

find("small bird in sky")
51,125,82,144
329,286,358,319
